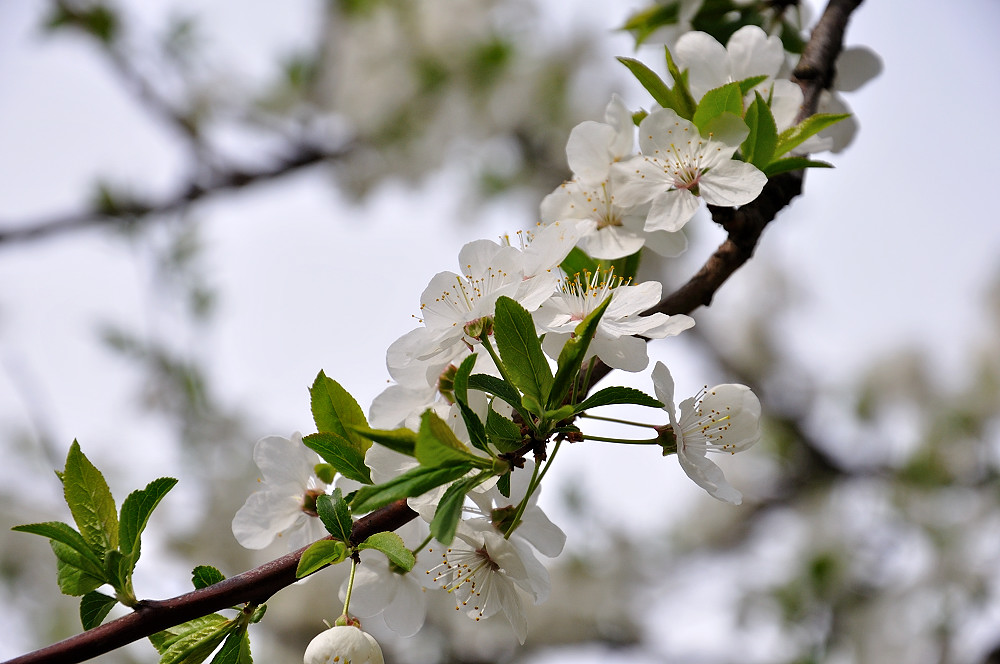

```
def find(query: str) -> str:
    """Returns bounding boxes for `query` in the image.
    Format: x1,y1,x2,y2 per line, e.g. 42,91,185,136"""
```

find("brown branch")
0,143,351,249
3,500,418,664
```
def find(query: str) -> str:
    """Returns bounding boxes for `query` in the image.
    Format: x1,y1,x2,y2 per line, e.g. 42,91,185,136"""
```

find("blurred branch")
0,143,352,248
4,500,417,664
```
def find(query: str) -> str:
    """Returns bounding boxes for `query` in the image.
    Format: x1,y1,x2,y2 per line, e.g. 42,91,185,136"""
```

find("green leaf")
621,4,680,45
358,531,416,571
736,74,769,96
150,615,230,654
616,56,678,112
296,540,348,578
302,432,372,485
104,549,131,594
763,156,834,177
119,476,178,562
547,295,612,410
560,246,598,280
63,441,119,555
574,386,663,415
12,521,104,571
415,410,481,468
692,82,744,134
741,92,778,169
210,629,252,664
493,296,552,406
497,473,511,498
309,371,370,451
468,373,524,416
52,542,105,596
80,591,117,630
453,354,489,453
485,408,523,453
316,490,353,543
346,424,416,457
191,565,226,590
773,113,850,158
430,474,488,546
663,45,697,119
350,463,474,513
159,614,236,664
314,463,336,484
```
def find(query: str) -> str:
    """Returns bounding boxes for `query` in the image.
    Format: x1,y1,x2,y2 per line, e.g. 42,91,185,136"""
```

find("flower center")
560,267,627,321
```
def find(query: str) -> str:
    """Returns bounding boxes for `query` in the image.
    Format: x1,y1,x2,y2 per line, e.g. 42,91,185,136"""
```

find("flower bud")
303,625,384,664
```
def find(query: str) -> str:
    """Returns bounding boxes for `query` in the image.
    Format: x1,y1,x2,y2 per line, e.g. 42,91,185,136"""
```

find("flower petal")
677,449,743,505
645,188,700,232
699,160,767,207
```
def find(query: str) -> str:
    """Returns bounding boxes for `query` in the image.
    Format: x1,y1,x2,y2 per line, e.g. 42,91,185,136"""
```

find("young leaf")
692,82,744,134
496,472,511,498
453,354,489,453
316,490,353,543
573,386,663,415
103,549,131,597
773,113,850,158
309,371,370,451
468,373,524,416
358,531,416,572
346,424,416,457
350,463,474,513
210,629,252,664
493,296,552,406
663,45,697,119
296,540,348,578
741,92,778,169
63,440,119,555
80,590,117,630
616,56,679,113
415,410,481,468
547,295,612,410
763,156,834,177
430,474,488,546
485,408,523,453
159,614,236,664
736,74,769,96
12,521,104,570
191,565,226,590
119,476,178,562
53,542,105,596
302,432,372,485
150,614,230,654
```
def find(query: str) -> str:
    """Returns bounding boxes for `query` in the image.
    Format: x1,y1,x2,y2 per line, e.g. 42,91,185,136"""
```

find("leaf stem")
582,434,661,445
342,556,358,617
580,412,662,429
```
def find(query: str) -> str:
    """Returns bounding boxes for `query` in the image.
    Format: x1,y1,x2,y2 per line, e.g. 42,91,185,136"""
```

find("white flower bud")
303,625,384,664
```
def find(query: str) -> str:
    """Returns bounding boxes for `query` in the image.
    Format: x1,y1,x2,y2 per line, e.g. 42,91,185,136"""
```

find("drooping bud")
303,625,384,664
437,364,458,404
463,315,494,340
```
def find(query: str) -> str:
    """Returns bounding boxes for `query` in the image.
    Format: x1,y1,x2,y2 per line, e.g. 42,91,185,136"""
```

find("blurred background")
2,0,1000,662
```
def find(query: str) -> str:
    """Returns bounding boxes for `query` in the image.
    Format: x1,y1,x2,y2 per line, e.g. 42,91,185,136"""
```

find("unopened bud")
304,625,383,664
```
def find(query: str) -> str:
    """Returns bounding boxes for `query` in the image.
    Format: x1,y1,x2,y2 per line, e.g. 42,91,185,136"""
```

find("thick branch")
3,500,417,664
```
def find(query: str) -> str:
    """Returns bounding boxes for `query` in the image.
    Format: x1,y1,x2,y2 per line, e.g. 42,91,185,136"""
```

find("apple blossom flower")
303,625,384,664
534,269,694,372
611,108,767,233
674,25,785,101
424,518,550,643
652,362,762,505
542,96,687,260
232,433,330,551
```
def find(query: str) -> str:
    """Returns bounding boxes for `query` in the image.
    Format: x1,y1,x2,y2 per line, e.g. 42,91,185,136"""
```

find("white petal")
645,188,700,232
383,575,428,637
638,108,698,155
580,224,647,260
651,361,677,415
516,506,567,558
677,449,743,505
700,160,767,207
640,312,696,339
611,157,672,208
592,335,650,372
641,228,688,257
253,434,313,487
604,94,636,159
675,31,730,100
726,25,784,82
231,492,302,549
457,239,503,277
566,121,616,184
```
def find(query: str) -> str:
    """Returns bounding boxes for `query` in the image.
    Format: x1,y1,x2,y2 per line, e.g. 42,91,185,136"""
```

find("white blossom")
232,433,329,551
652,362,762,504
674,25,785,101
303,625,384,664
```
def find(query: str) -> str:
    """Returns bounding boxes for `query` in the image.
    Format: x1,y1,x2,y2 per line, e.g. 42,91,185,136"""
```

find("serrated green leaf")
741,91,778,168
663,45,697,119
548,295,612,410
151,615,230,654
430,474,490,545
763,156,834,177
12,521,104,570
773,113,850,158
346,424,416,457
210,629,251,664
309,371,370,451
468,374,524,415
160,614,235,664
316,490,353,543
415,410,481,468
616,56,678,112
350,463,474,513
692,82,744,134
497,473,511,498
358,531,416,571
52,542,105,596
103,549,131,594
119,476,178,563
494,296,552,406
302,432,372,485
574,386,663,415
63,441,119,555
296,539,348,578
80,591,117,630
737,74,769,96
249,605,266,624
453,355,489,453
485,408,523,453
191,565,226,590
